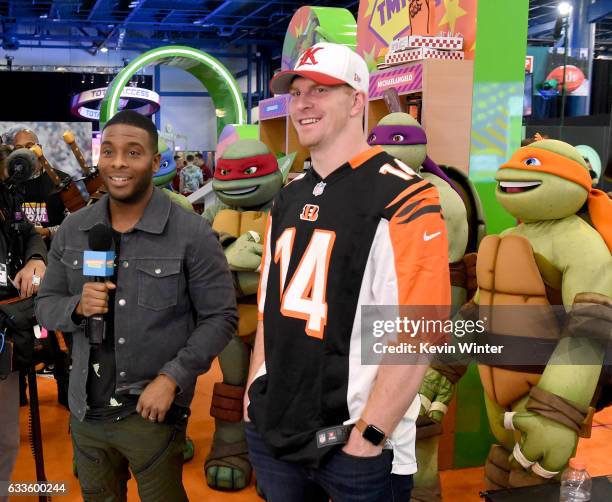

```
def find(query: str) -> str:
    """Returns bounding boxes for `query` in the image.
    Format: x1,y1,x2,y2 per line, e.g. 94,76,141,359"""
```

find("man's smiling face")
98,123,160,204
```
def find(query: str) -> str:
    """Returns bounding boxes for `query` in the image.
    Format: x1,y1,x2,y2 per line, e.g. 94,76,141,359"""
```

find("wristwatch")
355,418,387,446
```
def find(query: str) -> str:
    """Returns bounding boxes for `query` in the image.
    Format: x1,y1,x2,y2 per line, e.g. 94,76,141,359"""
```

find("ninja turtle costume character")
202,139,291,490
155,139,194,212
475,139,612,489
369,112,472,502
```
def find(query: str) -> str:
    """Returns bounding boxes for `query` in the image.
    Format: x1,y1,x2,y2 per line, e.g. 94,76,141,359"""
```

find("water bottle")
559,458,591,501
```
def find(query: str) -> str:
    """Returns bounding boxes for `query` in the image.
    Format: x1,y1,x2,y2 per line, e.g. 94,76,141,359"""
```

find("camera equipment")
6,147,36,186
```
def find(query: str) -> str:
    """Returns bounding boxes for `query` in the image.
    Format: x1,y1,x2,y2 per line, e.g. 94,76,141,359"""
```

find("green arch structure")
99,45,246,136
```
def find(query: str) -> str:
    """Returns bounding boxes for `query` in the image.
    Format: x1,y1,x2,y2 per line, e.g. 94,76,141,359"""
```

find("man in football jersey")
244,42,450,501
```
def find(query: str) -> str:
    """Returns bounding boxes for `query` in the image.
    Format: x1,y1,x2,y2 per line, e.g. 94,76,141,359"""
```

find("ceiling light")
100,46,108,53
558,2,572,17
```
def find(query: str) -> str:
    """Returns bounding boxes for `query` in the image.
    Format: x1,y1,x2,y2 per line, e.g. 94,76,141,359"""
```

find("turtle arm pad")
526,386,593,437
430,362,467,385
210,382,245,423
449,253,478,298
564,292,612,342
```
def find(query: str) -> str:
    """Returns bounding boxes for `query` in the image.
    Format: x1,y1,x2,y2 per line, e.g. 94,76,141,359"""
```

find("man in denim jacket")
35,110,237,502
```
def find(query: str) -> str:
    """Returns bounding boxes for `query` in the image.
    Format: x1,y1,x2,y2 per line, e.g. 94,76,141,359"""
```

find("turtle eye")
524,157,541,167
392,134,405,142
244,166,257,175
220,168,229,176
367,133,376,144
161,161,169,168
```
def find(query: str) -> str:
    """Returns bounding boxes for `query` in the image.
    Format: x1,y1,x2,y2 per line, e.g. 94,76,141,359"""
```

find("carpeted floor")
11,360,612,501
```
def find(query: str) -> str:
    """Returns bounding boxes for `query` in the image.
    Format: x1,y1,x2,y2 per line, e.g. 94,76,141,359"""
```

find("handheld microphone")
84,223,115,345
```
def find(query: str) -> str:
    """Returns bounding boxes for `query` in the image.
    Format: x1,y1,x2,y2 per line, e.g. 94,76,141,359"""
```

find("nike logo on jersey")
379,159,419,181
300,204,320,222
423,230,441,241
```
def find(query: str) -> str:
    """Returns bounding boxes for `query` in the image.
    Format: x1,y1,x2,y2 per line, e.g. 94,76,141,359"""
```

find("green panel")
473,0,529,83
234,125,259,140
456,0,529,468
311,6,358,48
467,0,527,233
282,6,357,70
453,364,496,468
474,181,516,235
469,0,528,182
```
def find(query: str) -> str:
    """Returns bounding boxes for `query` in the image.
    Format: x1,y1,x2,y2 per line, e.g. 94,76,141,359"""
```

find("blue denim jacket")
35,188,237,420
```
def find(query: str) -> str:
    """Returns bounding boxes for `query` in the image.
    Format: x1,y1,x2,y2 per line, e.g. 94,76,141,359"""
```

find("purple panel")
369,63,423,99
260,95,289,120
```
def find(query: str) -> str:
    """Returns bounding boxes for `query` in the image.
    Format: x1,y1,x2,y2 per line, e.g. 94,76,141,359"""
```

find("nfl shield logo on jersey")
312,181,326,196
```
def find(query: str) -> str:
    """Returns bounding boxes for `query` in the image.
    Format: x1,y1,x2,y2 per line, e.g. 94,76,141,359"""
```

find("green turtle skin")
376,112,470,500
422,174,468,263
501,216,610,306
162,188,193,212
213,139,284,208
377,113,428,179
213,171,283,209
495,170,587,222
496,139,592,223
483,140,612,480
377,113,469,263
203,139,285,492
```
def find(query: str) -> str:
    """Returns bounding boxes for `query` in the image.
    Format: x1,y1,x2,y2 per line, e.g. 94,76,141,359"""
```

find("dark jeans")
70,413,188,502
246,423,413,502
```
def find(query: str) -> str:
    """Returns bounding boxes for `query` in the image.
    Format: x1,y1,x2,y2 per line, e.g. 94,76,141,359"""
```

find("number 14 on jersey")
274,229,336,339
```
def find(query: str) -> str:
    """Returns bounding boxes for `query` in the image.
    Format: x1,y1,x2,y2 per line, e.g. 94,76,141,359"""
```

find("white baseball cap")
270,42,369,95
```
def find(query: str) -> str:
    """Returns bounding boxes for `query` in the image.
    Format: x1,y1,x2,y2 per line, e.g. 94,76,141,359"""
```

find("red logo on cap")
298,47,323,66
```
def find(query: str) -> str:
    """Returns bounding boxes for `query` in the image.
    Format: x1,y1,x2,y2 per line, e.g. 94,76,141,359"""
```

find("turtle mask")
369,123,462,200
215,153,278,181
213,152,282,208
367,125,427,146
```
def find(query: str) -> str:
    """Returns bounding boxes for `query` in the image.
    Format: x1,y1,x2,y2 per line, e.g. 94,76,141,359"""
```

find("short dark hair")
103,110,158,152
186,154,195,162
195,152,203,158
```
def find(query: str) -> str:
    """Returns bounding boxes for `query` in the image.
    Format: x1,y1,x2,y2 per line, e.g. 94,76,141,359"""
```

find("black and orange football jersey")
248,146,450,474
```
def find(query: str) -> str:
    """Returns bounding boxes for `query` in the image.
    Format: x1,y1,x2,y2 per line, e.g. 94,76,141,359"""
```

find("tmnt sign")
357,0,477,70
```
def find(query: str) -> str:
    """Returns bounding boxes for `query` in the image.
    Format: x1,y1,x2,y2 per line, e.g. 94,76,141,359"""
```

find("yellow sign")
369,0,411,46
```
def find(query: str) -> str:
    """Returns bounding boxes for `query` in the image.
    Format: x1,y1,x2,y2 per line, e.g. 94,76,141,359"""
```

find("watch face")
363,425,385,446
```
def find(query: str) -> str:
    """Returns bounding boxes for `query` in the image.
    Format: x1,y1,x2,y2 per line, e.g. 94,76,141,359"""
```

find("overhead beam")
198,0,249,25
232,2,272,30
528,19,557,37
13,32,282,48
22,18,278,32
160,9,176,23
87,0,110,21
587,0,612,23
